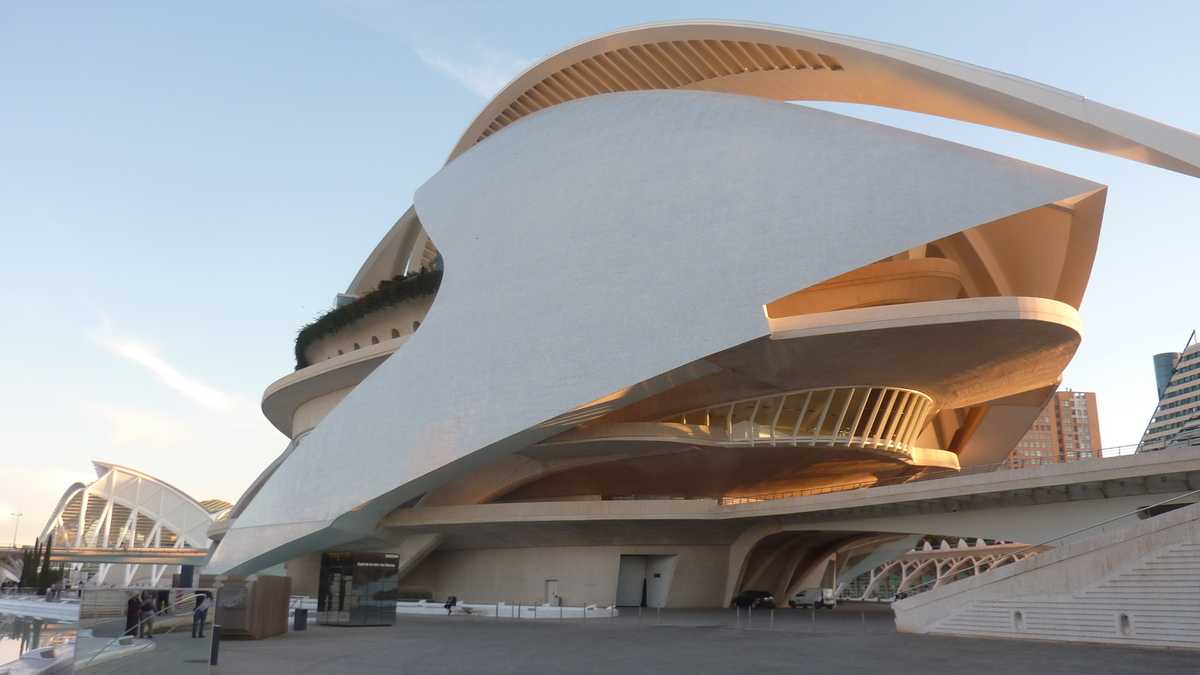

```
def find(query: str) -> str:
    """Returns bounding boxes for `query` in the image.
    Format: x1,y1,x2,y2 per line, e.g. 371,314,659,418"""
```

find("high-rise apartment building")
1009,391,1102,468
1139,333,1200,452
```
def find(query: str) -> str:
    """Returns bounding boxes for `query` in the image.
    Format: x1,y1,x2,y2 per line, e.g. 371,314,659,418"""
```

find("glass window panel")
865,389,898,440
796,390,833,437
851,389,885,439
821,389,854,437
774,394,804,439
755,397,780,440
730,401,758,441
840,389,869,438
708,407,729,433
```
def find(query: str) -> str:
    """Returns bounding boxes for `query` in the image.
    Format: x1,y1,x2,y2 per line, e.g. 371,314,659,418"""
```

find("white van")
789,588,836,609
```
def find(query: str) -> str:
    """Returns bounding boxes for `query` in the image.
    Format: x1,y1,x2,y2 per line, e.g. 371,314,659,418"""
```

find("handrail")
892,487,1200,600
719,480,879,505
1013,487,1200,557
80,591,208,668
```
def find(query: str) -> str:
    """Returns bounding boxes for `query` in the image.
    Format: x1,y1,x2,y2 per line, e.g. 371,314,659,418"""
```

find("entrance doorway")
615,555,676,608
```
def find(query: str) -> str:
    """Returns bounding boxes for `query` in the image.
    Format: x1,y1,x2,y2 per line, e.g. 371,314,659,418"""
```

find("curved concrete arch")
861,559,903,600
40,481,86,541
346,206,429,296
450,21,1200,178
90,462,214,525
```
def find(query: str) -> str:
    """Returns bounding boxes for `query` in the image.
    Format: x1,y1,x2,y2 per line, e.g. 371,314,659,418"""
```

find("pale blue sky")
2,1,1197,545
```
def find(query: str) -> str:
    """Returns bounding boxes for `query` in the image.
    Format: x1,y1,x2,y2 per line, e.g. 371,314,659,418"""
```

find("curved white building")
42,462,229,587
208,22,1200,608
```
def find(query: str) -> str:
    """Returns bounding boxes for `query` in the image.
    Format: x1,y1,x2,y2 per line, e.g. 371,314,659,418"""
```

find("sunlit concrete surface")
207,21,1200,621
212,605,1200,675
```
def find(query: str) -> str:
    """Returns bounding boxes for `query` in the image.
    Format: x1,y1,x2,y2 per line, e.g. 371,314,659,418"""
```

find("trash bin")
294,608,308,631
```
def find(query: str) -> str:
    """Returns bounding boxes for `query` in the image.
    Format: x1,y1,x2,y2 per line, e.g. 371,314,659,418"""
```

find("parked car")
732,590,776,609
789,588,837,609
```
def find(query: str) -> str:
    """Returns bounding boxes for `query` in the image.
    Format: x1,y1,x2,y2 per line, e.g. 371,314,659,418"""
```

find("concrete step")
895,502,1200,649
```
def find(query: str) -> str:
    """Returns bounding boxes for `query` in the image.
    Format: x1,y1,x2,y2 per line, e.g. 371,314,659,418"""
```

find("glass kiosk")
317,551,401,626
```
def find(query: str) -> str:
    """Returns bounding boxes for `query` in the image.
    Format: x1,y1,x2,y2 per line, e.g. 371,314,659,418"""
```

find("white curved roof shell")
41,462,220,552
452,21,1200,176
350,20,1199,302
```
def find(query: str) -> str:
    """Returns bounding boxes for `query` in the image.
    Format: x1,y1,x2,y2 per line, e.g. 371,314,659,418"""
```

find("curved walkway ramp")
893,501,1200,649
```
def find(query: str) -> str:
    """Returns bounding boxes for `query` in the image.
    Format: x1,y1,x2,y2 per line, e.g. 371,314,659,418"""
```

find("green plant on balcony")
294,268,443,369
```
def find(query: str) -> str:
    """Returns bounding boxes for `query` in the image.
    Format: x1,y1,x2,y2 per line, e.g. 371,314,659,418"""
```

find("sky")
1,1,1197,546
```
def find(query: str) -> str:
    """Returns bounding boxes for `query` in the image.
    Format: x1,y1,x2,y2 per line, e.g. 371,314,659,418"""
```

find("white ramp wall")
894,502,1200,649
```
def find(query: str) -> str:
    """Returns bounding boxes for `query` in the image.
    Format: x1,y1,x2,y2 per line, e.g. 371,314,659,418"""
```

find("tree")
37,534,53,593
17,545,35,588
20,539,42,591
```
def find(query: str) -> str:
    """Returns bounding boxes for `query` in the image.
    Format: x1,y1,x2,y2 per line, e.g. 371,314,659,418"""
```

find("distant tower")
1153,352,1179,399
1139,332,1200,452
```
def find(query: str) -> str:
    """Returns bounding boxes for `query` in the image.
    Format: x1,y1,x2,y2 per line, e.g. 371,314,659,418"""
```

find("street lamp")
9,512,21,549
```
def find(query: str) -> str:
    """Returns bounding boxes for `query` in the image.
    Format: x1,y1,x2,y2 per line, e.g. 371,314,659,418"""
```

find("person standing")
140,596,156,639
192,594,212,638
124,594,140,637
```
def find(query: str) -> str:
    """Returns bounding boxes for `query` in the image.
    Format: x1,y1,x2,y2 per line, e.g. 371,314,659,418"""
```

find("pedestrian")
140,596,156,639
124,594,140,637
444,595,457,615
192,594,212,638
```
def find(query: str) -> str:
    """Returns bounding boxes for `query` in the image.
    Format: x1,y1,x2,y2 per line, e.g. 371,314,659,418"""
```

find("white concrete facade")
207,22,1200,611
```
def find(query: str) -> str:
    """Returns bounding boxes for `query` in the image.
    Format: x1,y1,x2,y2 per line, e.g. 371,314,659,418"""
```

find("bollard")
209,625,221,666
861,611,866,633
770,608,774,631
748,605,752,628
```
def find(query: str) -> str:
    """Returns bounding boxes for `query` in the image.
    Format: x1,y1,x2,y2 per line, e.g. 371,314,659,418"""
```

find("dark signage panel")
317,552,401,626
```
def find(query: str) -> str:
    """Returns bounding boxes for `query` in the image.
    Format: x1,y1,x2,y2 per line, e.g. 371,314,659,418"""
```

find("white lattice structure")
40,462,229,587
841,538,1042,602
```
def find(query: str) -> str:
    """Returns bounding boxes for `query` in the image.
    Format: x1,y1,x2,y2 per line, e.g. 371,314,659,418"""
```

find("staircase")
895,501,1200,649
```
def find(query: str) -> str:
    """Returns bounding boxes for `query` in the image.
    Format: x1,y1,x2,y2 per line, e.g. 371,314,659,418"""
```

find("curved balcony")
263,338,405,437
765,258,964,319
659,385,936,455
295,267,441,369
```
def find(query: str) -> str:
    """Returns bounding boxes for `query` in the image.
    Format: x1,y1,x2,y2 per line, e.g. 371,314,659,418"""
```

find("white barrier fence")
288,596,618,621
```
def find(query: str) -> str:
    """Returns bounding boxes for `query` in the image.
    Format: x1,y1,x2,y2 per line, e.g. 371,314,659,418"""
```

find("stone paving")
212,603,1200,675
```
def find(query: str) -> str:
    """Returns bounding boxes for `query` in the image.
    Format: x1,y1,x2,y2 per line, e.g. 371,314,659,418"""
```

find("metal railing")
719,480,880,505
79,590,209,668
892,487,1200,600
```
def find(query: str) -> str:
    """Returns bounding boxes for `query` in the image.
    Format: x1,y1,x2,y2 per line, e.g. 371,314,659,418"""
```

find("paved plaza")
212,604,1199,675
